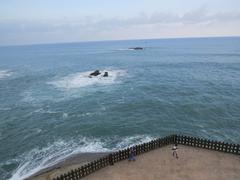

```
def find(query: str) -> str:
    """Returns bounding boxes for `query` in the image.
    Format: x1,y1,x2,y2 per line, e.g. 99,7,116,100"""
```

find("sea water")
0,37,240,179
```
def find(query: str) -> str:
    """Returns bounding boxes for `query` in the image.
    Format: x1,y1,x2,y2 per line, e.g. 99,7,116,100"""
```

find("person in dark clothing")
128,147,136,161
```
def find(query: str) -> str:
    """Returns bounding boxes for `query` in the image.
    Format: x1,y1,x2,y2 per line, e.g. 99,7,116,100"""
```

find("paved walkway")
83,145,240,180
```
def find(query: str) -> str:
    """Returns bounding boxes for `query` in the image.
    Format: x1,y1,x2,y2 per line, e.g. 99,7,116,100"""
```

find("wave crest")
9,135,153,180
0,70,12,80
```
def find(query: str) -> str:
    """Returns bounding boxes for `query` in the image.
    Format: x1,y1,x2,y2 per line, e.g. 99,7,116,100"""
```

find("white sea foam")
21,90,36,103
48,69,126,90
35,128,42,134
116,48,135,51
9,137,109,180
62,112,68,118
115,135,154,149
10,135,153,180
0,107,11,111
76,111,102,118
33,108,58,114
0,70,12,79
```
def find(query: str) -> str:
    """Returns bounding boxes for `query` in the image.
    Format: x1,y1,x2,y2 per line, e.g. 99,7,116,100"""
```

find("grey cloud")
1,9,240,34
181,6,209,24
211,12,240,22
181,7,240,24
93,9,240,28
0,8,240,45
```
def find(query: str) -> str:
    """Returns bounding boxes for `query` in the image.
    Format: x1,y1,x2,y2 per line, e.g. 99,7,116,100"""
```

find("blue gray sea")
0,37,240,179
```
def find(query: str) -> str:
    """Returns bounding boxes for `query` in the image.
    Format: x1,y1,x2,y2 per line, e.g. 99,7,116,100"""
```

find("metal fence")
53,134,239,180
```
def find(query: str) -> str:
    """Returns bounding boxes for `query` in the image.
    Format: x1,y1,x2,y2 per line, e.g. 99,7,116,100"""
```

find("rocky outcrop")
89,70,109,78
103,72,108,77
90,70,101,76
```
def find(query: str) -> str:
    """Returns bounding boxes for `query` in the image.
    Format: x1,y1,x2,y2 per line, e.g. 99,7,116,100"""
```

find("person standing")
128,147,136,161
172,144,179,159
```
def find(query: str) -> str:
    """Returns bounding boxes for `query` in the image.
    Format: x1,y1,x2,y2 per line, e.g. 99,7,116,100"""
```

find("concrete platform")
30,145,240,180
83,145,240,180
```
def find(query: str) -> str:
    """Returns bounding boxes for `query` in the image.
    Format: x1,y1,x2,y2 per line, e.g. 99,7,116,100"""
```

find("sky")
0,0,240,45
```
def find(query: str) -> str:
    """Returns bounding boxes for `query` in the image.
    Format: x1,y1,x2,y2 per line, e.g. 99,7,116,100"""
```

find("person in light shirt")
172,144,179,159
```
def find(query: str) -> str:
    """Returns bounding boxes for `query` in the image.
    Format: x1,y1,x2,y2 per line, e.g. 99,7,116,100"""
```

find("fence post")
109,153,114,165
173,134,177,144
237,144,240,155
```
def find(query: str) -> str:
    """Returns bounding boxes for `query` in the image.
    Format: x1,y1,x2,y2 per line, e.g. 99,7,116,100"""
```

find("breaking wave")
48,69,126,90
9,135,153,180
0,70,12,80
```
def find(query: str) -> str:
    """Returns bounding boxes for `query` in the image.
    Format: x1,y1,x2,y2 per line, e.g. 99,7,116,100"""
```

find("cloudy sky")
0,0,240,45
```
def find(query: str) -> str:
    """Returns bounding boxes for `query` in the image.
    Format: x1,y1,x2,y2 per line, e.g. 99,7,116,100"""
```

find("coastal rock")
103,72,108,77
90,70,101,77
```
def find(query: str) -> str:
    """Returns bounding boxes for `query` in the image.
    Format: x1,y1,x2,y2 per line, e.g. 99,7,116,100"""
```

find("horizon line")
1,35,240,48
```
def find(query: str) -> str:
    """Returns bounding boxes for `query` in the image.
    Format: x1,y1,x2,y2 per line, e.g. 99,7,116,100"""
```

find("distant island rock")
129,47,144,50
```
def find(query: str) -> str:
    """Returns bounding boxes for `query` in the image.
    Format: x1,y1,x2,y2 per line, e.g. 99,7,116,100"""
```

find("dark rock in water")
90,70,101,76
129,47,144,50
103,72,108,77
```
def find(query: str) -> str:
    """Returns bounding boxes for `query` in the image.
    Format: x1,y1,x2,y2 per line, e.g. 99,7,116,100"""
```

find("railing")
53,134,239,180
176,135,240,155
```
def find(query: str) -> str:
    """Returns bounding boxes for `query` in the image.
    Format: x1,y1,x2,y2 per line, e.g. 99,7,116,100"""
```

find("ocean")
0,37,240,179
